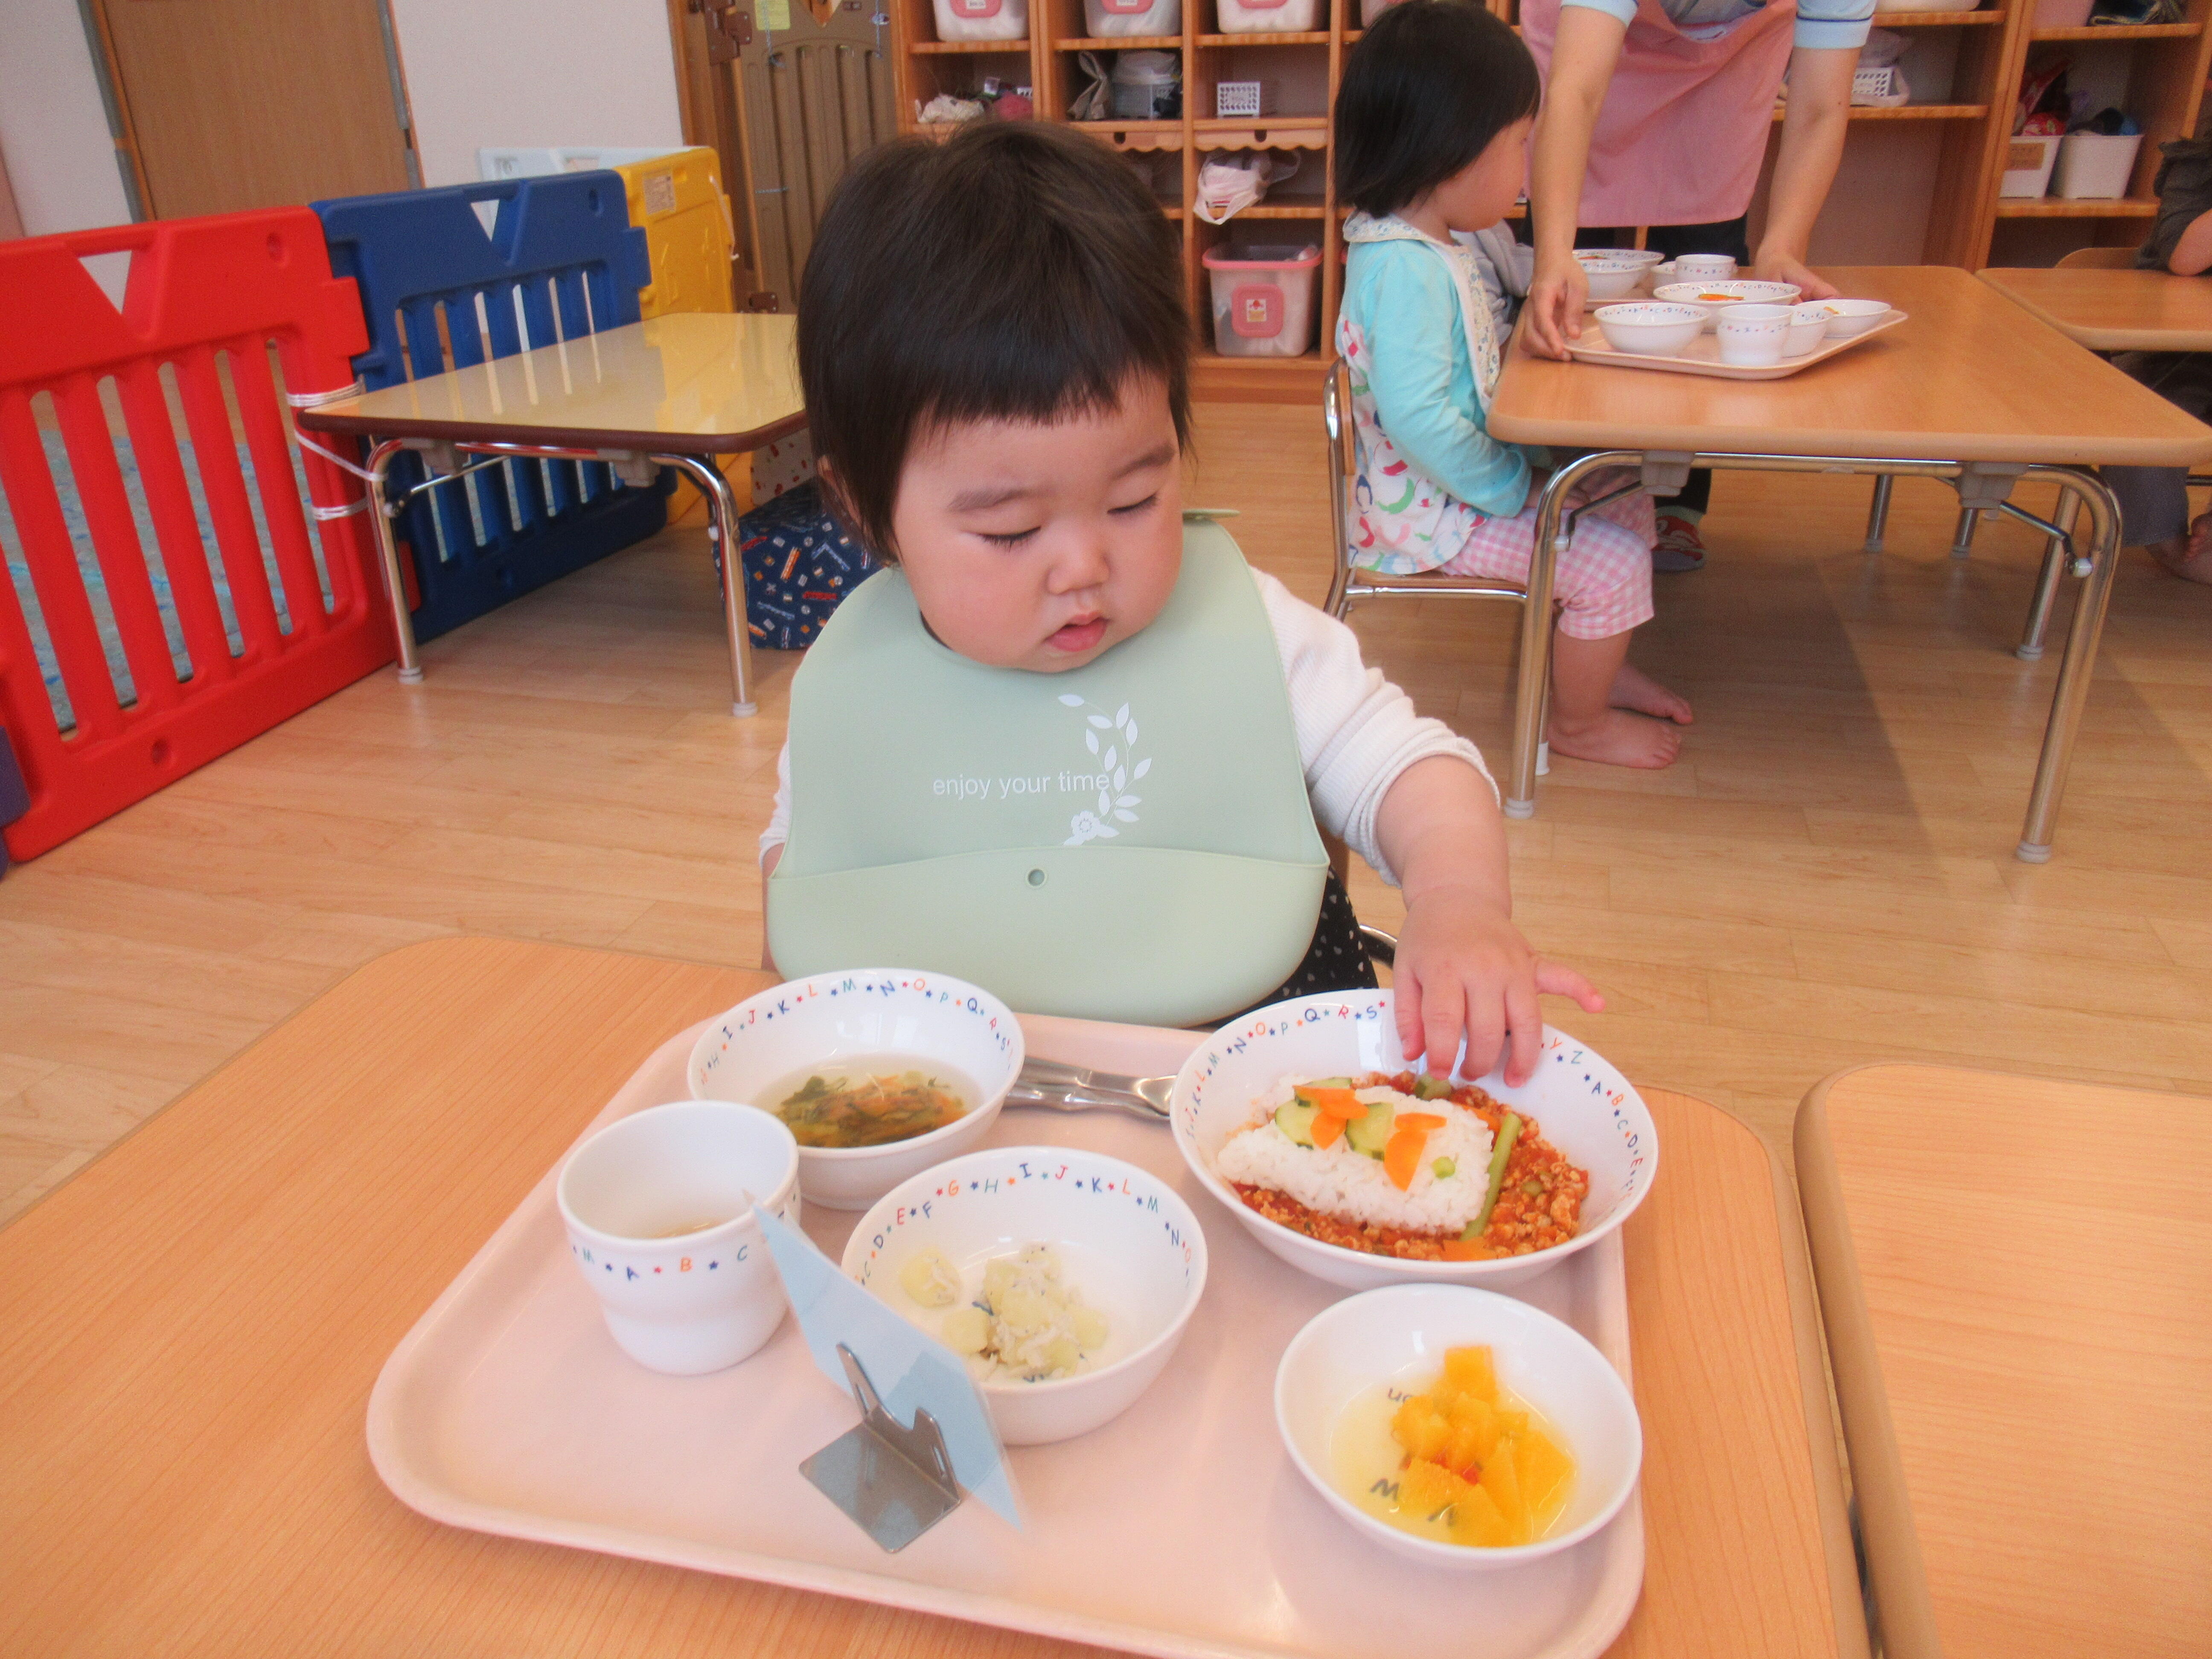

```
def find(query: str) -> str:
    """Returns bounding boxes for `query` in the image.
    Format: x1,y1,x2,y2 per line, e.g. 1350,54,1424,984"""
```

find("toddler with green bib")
758,122,1600,1087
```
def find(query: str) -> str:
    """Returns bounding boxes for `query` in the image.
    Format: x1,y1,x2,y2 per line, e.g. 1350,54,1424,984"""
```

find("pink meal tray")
368,1014,1644,1659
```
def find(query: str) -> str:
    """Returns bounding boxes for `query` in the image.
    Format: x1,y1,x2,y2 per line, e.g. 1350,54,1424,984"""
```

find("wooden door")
734,0,896,311
90,0,414,220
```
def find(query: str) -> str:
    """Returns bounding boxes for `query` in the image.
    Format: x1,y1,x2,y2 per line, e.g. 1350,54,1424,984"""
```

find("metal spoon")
1005,1058,1173,1124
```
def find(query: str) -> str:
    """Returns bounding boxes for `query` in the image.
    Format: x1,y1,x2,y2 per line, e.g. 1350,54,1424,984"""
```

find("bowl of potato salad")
841,1146,1208,1445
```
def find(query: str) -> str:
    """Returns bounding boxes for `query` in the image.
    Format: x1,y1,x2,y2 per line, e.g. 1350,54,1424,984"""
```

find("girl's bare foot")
2158,513,2212,585
1608,662,1694,724
1548,707,1684,769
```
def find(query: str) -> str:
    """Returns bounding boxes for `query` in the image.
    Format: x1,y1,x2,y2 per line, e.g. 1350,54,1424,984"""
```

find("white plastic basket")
1219,0,1322,30
1216,81,1268,119
1203,244,1321,357
2054,132,2143,201
1999,134,2061,199
1084,0,1179,35
932,0,1028,43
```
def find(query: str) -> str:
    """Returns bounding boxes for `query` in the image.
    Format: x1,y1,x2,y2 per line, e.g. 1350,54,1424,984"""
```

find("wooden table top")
1796,1064,2212,1659
1490,265,2212,468
1979,265,2212,355
0,938,1863,1659
294,311,806,456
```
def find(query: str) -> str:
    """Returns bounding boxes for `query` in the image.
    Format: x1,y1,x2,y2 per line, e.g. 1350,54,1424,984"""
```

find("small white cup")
1716,303,1792,366
558,1101,802,1375
1674,253,1738,282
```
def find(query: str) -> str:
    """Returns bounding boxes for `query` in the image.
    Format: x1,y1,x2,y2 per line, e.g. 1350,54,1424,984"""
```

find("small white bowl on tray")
841,1144,1208,1446
1590,302,1706,357
1575,257,1648,300
1275,1284,1642,1571
687,969,1023,1211
1817,297,1890,338
1577,247,1665,268
1167,989,1657,1291
1653,278,1802,331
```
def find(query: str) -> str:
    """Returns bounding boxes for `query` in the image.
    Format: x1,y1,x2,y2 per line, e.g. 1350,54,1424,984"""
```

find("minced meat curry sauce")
1231,1072,1589,1261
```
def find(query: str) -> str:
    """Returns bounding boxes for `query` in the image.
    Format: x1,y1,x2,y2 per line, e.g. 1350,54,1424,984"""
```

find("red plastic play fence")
0,210,394,862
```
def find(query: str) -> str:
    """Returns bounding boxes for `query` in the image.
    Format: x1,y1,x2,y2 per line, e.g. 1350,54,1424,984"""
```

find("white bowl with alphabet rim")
842,1145,1209,1445
1170,989,1659,1291
686,969,1024,1211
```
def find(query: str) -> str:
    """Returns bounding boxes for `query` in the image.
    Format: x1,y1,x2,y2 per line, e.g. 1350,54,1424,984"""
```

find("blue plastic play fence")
312,173,667,643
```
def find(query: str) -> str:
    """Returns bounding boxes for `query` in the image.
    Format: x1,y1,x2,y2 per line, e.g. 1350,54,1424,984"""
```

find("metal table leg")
1864,475,1894,553
2015,467,2120,862
363,438,422,684
660,453,757,717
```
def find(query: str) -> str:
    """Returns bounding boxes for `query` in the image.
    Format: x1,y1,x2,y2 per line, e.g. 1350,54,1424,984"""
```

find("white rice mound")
1212,1082,1496,1234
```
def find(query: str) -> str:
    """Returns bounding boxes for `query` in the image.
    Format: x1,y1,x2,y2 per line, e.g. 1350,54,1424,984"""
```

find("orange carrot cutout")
1310,1110,1347,1150
1384,1126,1432,1191
1304,1088,1364,1119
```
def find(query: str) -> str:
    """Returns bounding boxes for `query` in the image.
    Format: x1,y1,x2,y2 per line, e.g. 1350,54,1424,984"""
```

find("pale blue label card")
755,1207,1022,1530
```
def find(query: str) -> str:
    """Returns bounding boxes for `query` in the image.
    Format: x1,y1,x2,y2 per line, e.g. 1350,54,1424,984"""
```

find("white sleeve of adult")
1255,568,1496,888
759,742,792,867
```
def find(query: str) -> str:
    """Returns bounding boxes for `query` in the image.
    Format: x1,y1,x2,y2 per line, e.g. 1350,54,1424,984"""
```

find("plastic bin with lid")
1203,244,1321,358
933,0,1028,42
1219,0,1323,30
1084,0,1179,35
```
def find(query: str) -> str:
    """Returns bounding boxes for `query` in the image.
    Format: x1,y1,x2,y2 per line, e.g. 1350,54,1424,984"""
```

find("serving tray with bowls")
368,988,1657,1659
1568,305,1908,380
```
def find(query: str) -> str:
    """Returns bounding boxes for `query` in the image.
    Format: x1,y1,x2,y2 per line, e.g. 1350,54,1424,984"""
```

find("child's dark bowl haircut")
797,122,1193,560
1335,0,1541,220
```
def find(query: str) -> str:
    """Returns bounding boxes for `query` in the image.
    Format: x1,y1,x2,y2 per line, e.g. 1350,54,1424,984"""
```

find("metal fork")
1006,1057,1173,1124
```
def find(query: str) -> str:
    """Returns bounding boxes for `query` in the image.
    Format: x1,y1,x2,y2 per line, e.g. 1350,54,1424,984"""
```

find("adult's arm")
1524,5,1627,360
1753,46,1859,302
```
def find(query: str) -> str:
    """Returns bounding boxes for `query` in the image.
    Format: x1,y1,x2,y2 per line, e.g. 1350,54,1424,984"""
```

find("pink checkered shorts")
1436,468,1656,640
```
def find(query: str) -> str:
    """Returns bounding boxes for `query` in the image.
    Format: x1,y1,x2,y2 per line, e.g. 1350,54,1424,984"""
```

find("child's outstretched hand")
1371,755,1601,1089
1392,885,1602,1088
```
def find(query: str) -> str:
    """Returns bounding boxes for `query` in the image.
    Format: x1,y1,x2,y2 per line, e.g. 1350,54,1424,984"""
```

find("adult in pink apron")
1519,0,1864,565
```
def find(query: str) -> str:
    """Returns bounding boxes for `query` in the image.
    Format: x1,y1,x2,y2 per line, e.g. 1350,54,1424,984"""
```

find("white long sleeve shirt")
759,568,1494,888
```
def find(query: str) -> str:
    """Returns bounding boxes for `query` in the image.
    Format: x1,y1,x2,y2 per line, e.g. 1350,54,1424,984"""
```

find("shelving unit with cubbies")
892,0,1523,396
1981,0,2212,264
890,0,2209,400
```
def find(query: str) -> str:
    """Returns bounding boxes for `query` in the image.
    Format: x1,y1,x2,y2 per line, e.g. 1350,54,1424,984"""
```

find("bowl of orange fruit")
1274,1284,1642,1569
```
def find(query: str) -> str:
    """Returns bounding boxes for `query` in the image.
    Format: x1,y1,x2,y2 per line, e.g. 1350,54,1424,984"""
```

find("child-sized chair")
1320,358,1529,623
312,174,667,644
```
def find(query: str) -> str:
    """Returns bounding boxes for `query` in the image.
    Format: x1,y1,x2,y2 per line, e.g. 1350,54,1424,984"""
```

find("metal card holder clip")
799,1343,964,1552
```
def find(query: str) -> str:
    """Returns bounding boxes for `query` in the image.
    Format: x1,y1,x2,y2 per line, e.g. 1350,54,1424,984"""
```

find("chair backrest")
1322,358,1355,614
2055,246,2139,271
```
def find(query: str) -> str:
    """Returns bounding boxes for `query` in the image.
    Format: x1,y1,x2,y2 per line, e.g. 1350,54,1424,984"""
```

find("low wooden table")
1979,265,2212,354
0,937,1864,1659
1487,265,2212,860
1795,1064,2212,1659
296,311,807,716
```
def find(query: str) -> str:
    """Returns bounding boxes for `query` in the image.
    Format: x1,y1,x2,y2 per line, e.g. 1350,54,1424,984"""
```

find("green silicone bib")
768,517,1327,1025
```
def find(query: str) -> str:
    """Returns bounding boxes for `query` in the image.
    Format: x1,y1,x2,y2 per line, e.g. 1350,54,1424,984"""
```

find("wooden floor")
5,403,2209,1224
